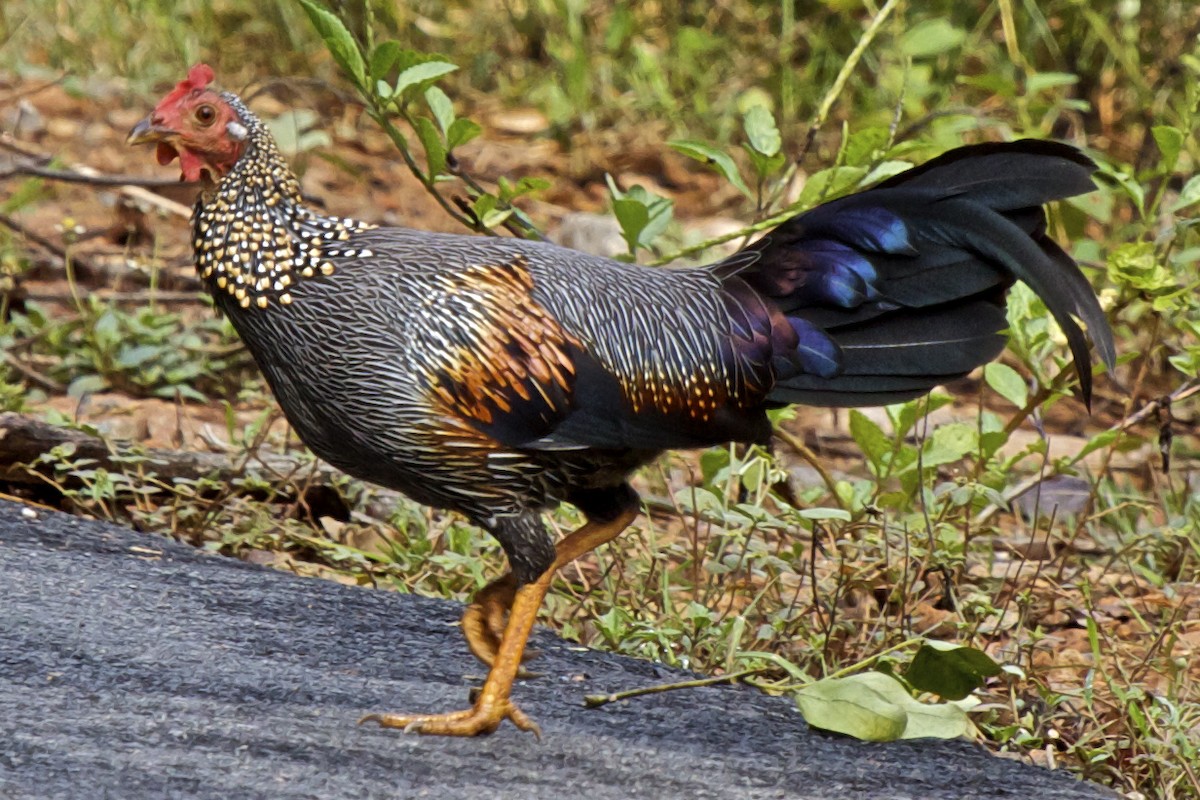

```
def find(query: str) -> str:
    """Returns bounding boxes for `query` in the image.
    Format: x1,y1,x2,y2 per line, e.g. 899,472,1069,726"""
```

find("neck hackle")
192,93,376,310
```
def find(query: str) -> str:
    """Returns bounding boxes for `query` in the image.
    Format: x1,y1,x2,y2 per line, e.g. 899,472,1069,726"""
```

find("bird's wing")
406,248,772,453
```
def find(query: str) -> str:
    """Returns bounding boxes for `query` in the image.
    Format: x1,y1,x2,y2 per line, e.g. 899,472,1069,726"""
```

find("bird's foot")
462,574,540,676
360,697,541,738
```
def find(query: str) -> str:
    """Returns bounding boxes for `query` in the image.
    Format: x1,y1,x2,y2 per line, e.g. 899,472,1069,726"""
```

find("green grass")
3,0,1200,795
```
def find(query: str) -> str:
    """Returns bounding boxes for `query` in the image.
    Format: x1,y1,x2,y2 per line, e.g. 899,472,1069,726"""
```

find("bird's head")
127,64,247,182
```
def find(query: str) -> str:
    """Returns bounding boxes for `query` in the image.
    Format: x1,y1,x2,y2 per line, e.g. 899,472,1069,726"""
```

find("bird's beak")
126,115,175,146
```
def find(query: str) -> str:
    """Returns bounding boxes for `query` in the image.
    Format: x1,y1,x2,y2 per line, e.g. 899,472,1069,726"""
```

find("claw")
359,699,541,738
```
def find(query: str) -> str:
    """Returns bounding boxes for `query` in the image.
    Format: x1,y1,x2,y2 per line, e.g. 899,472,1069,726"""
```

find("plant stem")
650,0,903,266
582,666,772,708
366,107,486,233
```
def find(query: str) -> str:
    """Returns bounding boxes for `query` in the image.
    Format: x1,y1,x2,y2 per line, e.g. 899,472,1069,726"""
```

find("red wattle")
177,149,207,182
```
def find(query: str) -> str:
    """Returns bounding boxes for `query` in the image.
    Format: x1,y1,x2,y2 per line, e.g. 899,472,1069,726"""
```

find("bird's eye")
195,105,217,126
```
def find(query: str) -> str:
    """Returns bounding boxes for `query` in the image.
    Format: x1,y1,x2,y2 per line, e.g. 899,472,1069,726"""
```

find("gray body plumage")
217,231,730,519
192,93,1112,584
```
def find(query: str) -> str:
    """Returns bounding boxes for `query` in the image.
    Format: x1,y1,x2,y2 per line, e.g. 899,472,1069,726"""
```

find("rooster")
128,64,1114,737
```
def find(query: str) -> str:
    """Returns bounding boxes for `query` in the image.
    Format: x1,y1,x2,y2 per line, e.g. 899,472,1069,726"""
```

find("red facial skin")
135,64,244,182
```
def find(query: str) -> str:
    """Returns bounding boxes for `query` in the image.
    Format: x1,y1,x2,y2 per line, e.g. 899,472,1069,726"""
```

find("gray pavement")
0,499,1116,799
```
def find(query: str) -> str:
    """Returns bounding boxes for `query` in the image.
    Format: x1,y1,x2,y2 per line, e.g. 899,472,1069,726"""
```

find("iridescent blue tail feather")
716,140,1114,409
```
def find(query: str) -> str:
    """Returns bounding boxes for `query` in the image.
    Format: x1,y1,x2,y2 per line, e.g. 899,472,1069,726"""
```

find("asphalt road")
0,499,1116,799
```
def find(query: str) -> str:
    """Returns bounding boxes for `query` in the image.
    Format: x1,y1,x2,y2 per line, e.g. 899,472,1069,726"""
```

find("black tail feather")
720,140,1114,410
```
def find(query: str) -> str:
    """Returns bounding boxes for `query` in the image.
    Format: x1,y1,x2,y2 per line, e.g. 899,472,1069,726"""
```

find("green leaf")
919,423,978,468
446,118,482,150
669,139,752,198
796,507,852,522
368,41,403,82
863,160,914,184
1026,71,1079,94
472,193,497,221
67,374,110,398
983,362,1028,408
115,344,163,369
742,105,781,158
796,166,867,208
841,126,890,167
394,61,459,101
413,116,447,177
1098,163,1145,214
744,147,787,182
1070,429,1121,465
905,640,1002,701
849,410,891,472
165,384,206,403
899,19,966,58
425,86,456,135
797,673,906,742
0,177,46,213
1152,125,1184,172
611,197,650,253
298,0,366,90
1107,241,1173,291
890,394,955,439
899,696,975,740
606,176,674,254
497,176,550,203
1170,175,1200,212
471,193,514,230
699,447,731,484
797,672,972,742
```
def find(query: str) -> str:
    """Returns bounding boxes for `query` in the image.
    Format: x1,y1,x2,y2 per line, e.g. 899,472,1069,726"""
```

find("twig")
646,204,806,266
394,105,543,240
444,156,544,240
0,74,69,107
582,667,771,708
894,107,988,143
246,76,363,108
968,366,1076,483
0,161,197,189
0,412,351,494
802,0,903,160
0,212,200,292
1069,316,1162,536
772,426,843,503
0,212,98,276
760,0,905,213
770,636,926,693
1,352,65,394
1111,378,1200,433
365,110,483,233
240,74,540,239
20,290,204,304
0,133,192,219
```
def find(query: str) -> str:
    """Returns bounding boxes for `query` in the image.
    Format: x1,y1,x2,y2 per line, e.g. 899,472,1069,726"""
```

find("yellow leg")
461,503,639,668
362,505,638,737
460,573,517,668
547,504,638,569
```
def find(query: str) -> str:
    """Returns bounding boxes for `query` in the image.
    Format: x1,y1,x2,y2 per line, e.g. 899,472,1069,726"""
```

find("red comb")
186,63,215,88
157,63,216,109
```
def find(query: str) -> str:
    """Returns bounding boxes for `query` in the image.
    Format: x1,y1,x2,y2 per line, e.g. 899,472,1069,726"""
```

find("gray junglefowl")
128,64,1115,737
